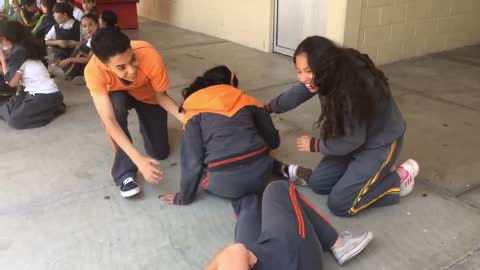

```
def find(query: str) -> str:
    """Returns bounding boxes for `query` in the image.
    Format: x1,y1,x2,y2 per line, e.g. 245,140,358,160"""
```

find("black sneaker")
120,177,140,198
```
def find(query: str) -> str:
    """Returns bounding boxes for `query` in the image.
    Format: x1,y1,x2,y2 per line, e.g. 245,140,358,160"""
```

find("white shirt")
18,60,59,95
73,6,84,21
44,19,83,41
0,1,5,12
86,37,92,48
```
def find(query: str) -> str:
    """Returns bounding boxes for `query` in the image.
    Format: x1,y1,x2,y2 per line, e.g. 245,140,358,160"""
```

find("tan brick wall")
356,0,480,64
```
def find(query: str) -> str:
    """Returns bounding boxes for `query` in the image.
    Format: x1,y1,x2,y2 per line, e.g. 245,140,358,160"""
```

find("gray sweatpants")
309,136,403,217
0,92,65,129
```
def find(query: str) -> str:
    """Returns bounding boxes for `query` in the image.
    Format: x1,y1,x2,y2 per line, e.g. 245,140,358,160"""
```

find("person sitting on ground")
205,181,373,270
32,0,55,39
0,21,65,129
98,9,117,29
9,0,40,29
81,0,96,17
44,2,81,65
57,13,97,83
161,66,311,206
85,28,184,197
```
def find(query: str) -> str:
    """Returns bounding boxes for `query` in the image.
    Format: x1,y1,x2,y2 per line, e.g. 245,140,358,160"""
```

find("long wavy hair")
0,21,46,60
294,36,391,139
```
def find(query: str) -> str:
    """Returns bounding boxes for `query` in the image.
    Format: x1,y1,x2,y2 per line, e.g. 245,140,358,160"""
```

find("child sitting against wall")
0,21,65,129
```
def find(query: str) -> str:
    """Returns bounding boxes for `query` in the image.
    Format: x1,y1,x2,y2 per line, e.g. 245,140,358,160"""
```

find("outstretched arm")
265,83,316,114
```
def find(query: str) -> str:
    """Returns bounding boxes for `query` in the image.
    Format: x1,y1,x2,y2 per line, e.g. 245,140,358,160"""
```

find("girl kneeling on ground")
265,36,419,217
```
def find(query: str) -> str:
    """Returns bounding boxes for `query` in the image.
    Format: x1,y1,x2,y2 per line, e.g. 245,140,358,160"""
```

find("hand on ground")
161,193,176,204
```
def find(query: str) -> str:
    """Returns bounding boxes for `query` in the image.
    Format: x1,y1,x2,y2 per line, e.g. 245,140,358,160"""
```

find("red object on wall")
74,0,139,29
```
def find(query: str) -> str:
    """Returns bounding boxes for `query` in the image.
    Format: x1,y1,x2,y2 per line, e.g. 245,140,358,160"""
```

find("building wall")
137,0,352,52
356,0,480,64
137,0,274,52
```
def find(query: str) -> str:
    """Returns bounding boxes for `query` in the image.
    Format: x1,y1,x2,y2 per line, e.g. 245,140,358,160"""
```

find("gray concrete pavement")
1,17,479,269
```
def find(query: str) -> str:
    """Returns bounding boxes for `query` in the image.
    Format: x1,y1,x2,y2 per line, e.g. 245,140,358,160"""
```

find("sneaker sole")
120,186,141,198
337,232,373,265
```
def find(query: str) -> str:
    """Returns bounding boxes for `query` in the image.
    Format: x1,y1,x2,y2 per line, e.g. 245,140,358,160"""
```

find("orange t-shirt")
85,41,170,104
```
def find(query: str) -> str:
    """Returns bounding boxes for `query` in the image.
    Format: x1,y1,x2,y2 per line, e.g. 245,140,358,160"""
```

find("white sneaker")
287,165,312,186
332,231,373,265
120,177,141,198
399,159,419,197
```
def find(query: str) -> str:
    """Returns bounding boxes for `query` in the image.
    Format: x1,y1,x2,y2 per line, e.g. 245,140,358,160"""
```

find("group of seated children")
0,0,118,129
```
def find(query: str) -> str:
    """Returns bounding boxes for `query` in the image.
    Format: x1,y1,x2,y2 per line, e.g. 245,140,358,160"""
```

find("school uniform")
10,7,39,29
0,59,65,129
72,5,83,21
63,38,92,79
44,18,81,60
172,84,281,205
32,12,55,40
84,41,171,186
233,181,338,270
267,75,406,216
0,44,26,96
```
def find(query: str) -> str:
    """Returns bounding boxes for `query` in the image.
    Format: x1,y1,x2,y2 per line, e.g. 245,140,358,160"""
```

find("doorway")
273,0,328,56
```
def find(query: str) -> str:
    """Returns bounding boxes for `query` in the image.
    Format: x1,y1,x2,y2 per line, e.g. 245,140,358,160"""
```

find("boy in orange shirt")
85,28,184,197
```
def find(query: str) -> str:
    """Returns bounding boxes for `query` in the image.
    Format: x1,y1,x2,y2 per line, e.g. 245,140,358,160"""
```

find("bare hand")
58,40,69,48
161,193,176,204
137,156,163,184
68,40,80,48
296,135,312,152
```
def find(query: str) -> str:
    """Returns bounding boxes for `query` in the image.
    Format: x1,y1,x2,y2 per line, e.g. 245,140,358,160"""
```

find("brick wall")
357,0,480,64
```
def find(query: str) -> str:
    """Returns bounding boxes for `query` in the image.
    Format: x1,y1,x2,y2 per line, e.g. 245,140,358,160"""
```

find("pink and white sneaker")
399,159,420,197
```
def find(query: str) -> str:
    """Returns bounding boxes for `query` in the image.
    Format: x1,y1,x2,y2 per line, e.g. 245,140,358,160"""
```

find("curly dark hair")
179,65,238,112
0,21,46,60
294,36,391,139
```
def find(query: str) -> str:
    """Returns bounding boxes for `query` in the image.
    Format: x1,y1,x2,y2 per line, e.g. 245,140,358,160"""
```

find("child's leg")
260,181,337,268
232,194,262,246
206,156,273,199
327,138,403,217
0,92,64,129
131,98,169,160
64,45,90,79
109,91,138,186
308,154,352,194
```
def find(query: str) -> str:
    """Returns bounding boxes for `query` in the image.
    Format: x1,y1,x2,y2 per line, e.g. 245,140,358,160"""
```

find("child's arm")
7,70,21,88
297,121,367,155
168,117,205,205
251,106,280,149
266,83,316,114
58,52,93,68
45,40,70,48
155,92,184,122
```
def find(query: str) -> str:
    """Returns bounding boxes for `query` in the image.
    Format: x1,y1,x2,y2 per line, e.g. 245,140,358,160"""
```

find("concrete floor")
1,17,480,269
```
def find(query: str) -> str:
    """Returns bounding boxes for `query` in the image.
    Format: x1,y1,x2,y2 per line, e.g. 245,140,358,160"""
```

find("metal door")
273,0,327,56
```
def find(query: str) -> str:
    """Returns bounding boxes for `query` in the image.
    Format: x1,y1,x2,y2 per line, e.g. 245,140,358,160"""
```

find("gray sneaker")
332,231,373,265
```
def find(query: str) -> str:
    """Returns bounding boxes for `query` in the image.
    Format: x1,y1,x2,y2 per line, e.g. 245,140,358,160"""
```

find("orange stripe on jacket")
182,85,263,127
